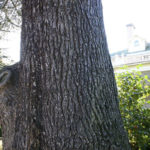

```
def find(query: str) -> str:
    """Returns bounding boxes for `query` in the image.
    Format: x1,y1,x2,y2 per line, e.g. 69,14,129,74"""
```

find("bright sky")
102,0,150,52
0,0,150,62
0,30,21,63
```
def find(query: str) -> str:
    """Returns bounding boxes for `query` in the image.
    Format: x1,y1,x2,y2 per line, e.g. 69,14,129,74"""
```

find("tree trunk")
0,0,131,149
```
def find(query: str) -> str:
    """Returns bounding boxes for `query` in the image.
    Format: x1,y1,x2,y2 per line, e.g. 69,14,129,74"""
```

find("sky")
1,0,150,62
102,0,150,52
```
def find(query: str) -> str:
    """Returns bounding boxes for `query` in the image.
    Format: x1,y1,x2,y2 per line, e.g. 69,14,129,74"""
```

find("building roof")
110,50,128,57
110,44,150,57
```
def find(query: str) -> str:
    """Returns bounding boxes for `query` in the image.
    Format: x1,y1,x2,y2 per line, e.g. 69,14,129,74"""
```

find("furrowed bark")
0,0,131,149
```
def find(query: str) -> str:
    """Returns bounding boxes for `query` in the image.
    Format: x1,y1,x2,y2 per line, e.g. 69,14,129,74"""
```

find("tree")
0,0,131,149
0,0,21,33
0,49,5,68
116,69,150,149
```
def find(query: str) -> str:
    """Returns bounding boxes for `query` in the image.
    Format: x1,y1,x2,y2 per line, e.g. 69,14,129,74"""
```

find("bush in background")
116,68,150,150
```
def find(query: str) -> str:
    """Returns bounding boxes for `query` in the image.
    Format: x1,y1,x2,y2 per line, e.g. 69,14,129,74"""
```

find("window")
134,40,140,47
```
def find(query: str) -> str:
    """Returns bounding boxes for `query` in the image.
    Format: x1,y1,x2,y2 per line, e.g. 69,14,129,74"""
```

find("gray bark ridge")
0,63,19,150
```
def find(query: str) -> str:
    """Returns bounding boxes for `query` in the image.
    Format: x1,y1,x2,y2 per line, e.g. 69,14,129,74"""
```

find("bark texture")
0,64,19,150
0,0,131,149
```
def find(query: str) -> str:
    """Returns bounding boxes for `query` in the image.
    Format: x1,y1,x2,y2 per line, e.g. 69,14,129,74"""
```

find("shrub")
116,68,150,150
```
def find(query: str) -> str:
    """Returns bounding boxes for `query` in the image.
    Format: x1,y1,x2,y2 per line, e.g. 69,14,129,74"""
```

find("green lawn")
0,140,2,150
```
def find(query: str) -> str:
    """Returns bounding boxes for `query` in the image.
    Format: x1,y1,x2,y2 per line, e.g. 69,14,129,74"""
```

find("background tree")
0,0,131,149
116,68,150,150
0,49,5,68
0,0,21,33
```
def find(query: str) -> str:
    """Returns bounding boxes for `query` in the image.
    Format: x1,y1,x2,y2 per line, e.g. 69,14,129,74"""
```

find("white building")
111,24,150,76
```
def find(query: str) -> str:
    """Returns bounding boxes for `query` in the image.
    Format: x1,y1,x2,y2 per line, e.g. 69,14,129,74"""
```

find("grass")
0,140,2,150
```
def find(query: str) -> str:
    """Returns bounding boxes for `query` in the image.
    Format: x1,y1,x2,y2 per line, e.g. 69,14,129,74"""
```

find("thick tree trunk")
0,0,131,149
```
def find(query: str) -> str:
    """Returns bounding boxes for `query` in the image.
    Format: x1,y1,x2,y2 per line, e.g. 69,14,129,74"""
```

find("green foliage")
116,68,150,150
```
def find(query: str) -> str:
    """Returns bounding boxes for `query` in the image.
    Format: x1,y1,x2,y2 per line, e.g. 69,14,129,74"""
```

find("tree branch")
0,0,9,9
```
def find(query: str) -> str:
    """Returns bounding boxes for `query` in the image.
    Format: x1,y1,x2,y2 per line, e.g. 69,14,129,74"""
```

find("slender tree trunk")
0,0,131,149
